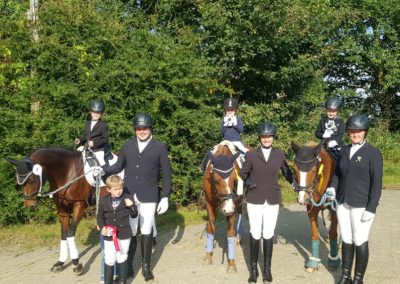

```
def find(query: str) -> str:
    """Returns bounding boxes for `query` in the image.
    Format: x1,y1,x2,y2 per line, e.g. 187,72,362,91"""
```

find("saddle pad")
83,153,124,187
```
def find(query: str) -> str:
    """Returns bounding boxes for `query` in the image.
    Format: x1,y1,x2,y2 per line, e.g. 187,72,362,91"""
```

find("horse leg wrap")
67,236,79,260
328,239,341,269
206,233,214,253
227,237,235,260
59,239,69,262
306,240,321,268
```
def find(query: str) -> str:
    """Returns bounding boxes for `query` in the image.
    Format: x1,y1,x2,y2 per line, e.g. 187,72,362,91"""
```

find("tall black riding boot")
353,242,369,284
118,261,128,284
248,235,260,283
104,264,114,284
338,242,355,284
262,238,273,283
141,234,155,282
127,236,137,278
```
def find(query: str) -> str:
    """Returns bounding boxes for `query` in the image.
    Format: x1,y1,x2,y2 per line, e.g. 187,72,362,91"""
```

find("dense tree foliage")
0,0,399,224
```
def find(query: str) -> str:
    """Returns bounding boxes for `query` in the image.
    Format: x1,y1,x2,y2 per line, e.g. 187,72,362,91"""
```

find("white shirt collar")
137,135,152,153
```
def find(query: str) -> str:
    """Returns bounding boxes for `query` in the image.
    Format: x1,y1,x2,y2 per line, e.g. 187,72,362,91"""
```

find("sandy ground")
1,190,399,284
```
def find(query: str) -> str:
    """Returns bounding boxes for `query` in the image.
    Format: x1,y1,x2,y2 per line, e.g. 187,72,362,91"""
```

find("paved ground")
1,190,399,283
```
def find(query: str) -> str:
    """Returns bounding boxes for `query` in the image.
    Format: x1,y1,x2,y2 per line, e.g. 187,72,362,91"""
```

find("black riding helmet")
258,122,277,136
90,100,105,112
133,112,153,128
346,114,369,130
223,97,238,110
325,97,342,110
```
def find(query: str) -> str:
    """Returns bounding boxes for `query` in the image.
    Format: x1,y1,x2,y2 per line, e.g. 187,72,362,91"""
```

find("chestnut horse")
291,141,341,272
6,147,101,274
202,143,243,272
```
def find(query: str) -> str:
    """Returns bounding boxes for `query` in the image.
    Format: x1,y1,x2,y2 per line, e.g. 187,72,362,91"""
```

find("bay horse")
291,141,341,272
202,142,243,272
6,147,102,274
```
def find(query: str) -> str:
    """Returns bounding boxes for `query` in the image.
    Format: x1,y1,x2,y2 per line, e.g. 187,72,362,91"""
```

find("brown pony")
291,141,340,272
202,143,243,272
6,147,101,274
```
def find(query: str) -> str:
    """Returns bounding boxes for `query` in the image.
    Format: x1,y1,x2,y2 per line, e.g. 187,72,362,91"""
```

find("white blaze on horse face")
297,171,307,204
221,177,235,215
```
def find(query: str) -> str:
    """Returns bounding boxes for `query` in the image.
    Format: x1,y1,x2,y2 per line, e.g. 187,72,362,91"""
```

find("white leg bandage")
59,240,69,262
66,236,79,260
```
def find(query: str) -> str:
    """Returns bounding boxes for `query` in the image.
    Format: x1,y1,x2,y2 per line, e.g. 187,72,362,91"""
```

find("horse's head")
207,146,240,216
6,156,41,208
291,141,324,205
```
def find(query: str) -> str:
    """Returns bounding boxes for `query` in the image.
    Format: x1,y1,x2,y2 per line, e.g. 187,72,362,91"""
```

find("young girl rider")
315,97,345,159
74,99,109,165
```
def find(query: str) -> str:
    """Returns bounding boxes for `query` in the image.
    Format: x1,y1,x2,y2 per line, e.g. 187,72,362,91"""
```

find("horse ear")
207,152,216,163
313,140,324,156
291,141,300,154
5,157,19,166
230,152,240,162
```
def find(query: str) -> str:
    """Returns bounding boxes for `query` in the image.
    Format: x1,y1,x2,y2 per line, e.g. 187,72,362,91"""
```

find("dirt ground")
2,190,399,284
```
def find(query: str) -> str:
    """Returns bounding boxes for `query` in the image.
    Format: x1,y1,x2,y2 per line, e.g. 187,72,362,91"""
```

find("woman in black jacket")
328,114,383,284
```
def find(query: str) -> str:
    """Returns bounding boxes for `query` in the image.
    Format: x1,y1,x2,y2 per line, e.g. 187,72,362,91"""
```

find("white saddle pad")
83,153,124,187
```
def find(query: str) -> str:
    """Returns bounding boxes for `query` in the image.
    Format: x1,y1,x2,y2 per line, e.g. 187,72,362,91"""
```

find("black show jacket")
97,193,138,240
330,142,383,213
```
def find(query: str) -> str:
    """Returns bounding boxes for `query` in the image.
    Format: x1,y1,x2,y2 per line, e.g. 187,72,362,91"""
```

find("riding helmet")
257,122,277,136
325,97,342,110
346,114,369,130
90,100,105,112
223,97,238,110
133,112,153,128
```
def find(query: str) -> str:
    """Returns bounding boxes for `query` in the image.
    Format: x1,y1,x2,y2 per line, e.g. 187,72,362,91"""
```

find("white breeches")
129,194,157,236
231,141,249,154
247,201,279,240
93,150,105,166
337,203,374,246
104,238,131,265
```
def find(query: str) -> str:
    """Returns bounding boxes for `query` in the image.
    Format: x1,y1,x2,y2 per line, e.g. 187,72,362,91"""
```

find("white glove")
157,197,169,215
223,116,231,126
92,166,105,176
326,187,336,199
231,116,237,126
361,210,375,222
327,140,338,148
322,129,333,138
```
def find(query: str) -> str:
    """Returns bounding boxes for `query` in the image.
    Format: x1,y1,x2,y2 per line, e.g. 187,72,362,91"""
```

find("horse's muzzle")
24,199,38,208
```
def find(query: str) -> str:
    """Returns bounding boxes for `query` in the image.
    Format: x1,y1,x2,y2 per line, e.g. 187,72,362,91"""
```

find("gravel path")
2,190,399,284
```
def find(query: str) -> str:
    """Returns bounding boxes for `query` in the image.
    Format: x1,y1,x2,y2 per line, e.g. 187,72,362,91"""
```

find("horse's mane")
304,141,318,147
214,144,231,156
31,146,81,158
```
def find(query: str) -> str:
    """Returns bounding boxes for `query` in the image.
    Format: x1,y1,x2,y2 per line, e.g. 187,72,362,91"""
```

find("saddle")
78,147,124,187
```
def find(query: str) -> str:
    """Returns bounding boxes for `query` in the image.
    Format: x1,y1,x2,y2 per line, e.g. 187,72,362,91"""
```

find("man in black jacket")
103,112,172,282
328,114,383,284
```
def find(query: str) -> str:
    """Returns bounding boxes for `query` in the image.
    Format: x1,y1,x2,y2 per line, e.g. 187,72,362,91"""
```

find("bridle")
293,156,322,195
209,164,235,202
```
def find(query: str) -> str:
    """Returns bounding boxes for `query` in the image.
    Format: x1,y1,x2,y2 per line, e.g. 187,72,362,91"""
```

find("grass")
0,205,209,250
382,160,400,187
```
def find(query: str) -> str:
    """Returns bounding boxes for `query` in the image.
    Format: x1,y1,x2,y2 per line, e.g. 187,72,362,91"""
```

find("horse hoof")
73,263,83,275
50,261,64,273
305,267,317,273
226,265,237,273
328,258,341,270
203,252,213,265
